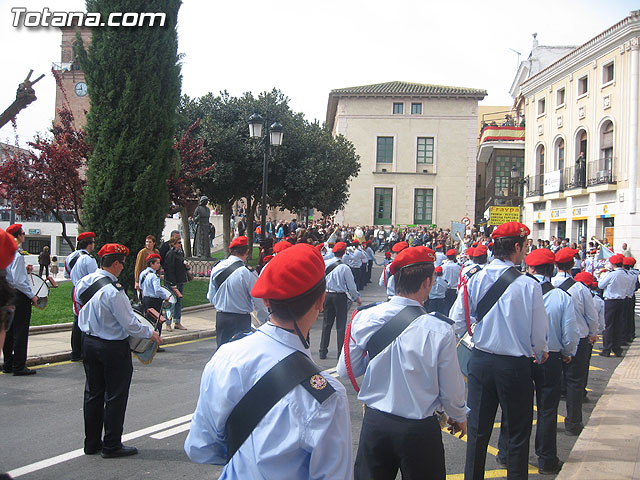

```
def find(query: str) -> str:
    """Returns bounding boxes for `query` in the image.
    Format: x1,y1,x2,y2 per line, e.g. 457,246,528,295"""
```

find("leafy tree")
0,106,89,251
77,0,181,288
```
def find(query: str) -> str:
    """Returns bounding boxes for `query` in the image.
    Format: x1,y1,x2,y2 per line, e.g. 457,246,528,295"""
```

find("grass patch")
30,278,211,327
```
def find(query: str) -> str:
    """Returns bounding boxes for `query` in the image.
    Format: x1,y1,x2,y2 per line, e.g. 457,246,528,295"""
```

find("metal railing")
587,157,616,186
562,165,586,190
526,174,544,197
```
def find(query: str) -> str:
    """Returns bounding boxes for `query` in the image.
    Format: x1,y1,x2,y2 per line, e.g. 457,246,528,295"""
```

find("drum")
128,311,157,353
456,332,475,378
159,286,178,322
27,273,50,310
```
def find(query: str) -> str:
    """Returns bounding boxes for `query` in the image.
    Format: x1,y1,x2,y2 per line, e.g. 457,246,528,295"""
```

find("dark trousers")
465,348,533,480
38,264,49,278
71,314,83,360
623,297,635,341
354,407,445,480
320,292,348,357
82,335,133,453
603,299,625,354
2,292,32,372
443,289,457,316
142,296,163,336
215,311,251,348
498,352,562,470
425,297,446,315
562,337,590,433
366,260,373,283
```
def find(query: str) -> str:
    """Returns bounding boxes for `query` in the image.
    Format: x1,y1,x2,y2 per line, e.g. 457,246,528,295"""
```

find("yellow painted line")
163,336,215,348
590,365,603,371
446,466,538,479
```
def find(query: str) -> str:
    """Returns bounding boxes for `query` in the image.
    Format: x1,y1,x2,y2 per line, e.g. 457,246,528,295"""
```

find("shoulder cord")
462,277,473,336
343,308,362,393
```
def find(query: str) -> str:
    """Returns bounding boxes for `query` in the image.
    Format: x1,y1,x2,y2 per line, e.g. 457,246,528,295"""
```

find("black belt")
326,291,346,294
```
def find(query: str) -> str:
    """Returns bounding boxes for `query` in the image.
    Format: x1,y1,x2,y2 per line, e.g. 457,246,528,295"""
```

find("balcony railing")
562,165,586,191
587,157,616,186
526,174,544,197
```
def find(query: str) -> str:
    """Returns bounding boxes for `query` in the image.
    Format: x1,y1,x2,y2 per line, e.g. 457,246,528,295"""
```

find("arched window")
600,120,614,167
537,145,545,176
555,138,565,170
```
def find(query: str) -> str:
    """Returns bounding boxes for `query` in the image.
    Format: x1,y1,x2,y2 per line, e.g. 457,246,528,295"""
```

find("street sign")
461,217,471,226
488,206,520,225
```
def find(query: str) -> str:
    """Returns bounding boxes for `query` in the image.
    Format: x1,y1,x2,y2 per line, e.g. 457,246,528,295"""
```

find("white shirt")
65,249,98,286
6,251,34,299
337,296,468,423
139,267,170,300
185,322,352,479
535,275,579,356
324,257,359,300
378,264,395,297
552,271,598,337
442,260,462,289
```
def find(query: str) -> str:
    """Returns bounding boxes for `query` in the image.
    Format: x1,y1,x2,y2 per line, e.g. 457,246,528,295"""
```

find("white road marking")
8,414,193,478
150,422,192,440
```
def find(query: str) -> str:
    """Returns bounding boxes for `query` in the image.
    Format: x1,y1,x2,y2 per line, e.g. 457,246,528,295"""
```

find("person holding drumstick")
139,253,170,351
3,224,38,376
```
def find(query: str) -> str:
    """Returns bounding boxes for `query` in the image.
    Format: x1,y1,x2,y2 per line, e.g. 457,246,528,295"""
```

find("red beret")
555,247,577,264
314,244,324,252
273,241,292,253
446,248,457,256
471,243,478,247
351,239,360,245
332,242,347,253
491,222,530,239
390,247,436,275
0,228,18,269
473,245,488,256
384,251,391,259
145,253,161,263
623,257,636,266
434,265,443,274
392,241,408,253
98,243,130,257
262,254,273,265
488,242,494,247
229,236,248,249
589,249,597,255
526,248,555,266
609,254,625,265
6,224,22,236
466,247,475,257
435,244,444,250
574,272,595,285
252,243,325,300
77,232,95,241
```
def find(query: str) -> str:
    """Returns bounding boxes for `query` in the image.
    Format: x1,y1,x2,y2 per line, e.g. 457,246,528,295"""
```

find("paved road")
0,262,632,479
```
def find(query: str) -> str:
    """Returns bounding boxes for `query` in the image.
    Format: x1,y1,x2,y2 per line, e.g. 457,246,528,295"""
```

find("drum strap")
214,261,244,289
558,277,576,293
140,271,152,290
78,276,116,307
225,351,335,462
541,282,555,296
65,250,88,275
325,259,342,275
366,305,425,360
475,267,521,321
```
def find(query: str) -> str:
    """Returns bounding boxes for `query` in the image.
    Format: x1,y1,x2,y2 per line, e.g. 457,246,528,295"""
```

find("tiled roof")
330,81,487,98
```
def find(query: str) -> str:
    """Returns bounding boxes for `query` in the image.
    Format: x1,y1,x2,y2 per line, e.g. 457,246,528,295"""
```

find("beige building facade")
326,82,486,228
517,11,640,250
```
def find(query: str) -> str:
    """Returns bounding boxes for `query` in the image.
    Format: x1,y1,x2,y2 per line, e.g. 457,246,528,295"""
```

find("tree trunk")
222,202,231,256
246,196,256,261
180,205,192,257
51,210,75,251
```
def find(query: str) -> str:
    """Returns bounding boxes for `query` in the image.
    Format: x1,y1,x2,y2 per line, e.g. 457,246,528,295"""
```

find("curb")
23,329,217,368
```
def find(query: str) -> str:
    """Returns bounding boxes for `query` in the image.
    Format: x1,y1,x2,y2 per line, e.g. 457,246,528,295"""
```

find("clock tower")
53,25,92,128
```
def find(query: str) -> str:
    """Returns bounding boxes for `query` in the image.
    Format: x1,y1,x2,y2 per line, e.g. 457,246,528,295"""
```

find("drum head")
134,310,155,329
160,287,177,304
28,273,49,299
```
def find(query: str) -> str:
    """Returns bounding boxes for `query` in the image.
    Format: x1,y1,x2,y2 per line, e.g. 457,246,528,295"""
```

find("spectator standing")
38,246,51,278
163,236,189,331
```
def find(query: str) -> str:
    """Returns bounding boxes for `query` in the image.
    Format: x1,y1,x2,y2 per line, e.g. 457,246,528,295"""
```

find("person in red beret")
598,251,631,358
319,238,361,360
550,246,598,436
186,243,352,478
350,239,368,290
621,256,638,344
338,245,467,478
64,231,99,361
434,244,446,266
207,236,268,348
138,253,172,349
426,264,448,314
0,228,18,367
3,224,39,376
363,240,376,285
450,221,549,479
273,240,292,254
497,247,579,474
442,248,461,313
75,243,161,458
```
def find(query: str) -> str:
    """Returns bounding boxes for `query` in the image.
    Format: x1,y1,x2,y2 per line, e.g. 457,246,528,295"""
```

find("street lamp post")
248,113,283,241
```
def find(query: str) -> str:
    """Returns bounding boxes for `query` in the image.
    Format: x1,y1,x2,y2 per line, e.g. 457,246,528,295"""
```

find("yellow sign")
489,206,521,225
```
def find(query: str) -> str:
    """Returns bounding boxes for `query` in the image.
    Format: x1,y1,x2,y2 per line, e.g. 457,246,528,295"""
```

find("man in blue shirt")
598,254,629,357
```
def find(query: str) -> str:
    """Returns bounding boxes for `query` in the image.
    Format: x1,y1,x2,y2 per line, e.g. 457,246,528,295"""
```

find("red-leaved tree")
0,106,90,251
168,119,213,256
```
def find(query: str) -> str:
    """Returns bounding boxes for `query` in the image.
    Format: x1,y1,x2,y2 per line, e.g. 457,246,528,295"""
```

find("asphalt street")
0,262,631,479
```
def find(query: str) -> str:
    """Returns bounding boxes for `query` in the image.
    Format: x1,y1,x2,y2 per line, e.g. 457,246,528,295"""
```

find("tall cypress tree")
77,0,181,288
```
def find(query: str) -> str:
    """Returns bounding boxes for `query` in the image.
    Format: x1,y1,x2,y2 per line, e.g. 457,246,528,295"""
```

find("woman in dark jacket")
163,236,188,331
38,246,51,278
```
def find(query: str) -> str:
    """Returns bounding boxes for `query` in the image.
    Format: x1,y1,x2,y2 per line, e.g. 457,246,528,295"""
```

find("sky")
1,0,638,147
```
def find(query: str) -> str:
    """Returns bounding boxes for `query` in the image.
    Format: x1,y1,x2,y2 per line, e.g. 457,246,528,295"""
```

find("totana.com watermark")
11,7,166,27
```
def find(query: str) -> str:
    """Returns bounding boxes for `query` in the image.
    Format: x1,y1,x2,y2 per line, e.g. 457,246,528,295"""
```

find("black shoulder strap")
225,351,335,462
325,259,342,275
214,261,244,289
78,276,116,306
68,250,88,273
431,311,454,325
541,282,555,296
465,265,483,279
140,270,152,288
476,266,521,321
366,305,425,359
558,277,576,292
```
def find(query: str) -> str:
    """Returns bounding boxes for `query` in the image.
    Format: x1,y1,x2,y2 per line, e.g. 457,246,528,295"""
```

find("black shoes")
496,456,507,467
101,445,138,458
156,347,165,352
565,428,582,436
84,442,103,455
614,351,623,357
319,353,327,360
539,461,563,475
2,367,11,374
13,367,37,376
599,351,610,357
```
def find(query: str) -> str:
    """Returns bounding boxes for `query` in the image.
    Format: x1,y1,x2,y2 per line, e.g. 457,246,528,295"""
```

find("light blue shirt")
535,274,579,356
450,259,549,360
342,251,360,268
65,249,98,286
435,252,446,267
185,322,352,479
139,267,170,300
353,248,367,266
598,268,629,299
324,258,359,300
625,269,638,297
6,251,34,299
593,293,605,333
552,271,598,337
207,256,268,321
337,296,468,423
378,264,395,297
442,260,461,289
364,247,375,261
429,275,448,300
76,270,153,340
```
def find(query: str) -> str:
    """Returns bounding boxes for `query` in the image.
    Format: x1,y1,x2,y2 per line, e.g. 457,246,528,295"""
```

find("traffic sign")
461,217,471,226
